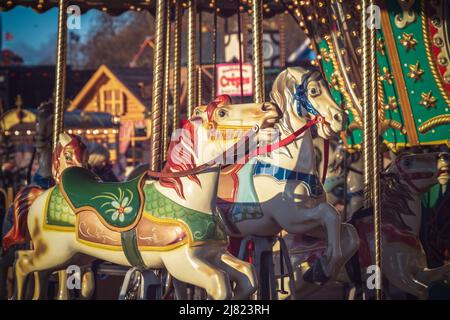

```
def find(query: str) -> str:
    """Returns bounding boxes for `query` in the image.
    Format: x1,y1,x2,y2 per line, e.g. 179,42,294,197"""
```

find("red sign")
216,64,253,97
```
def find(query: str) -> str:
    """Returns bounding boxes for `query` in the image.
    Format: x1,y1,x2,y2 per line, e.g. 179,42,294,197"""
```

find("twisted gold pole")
172,0,182,131
362,0,373,209
187,0,197,117
162,1,172,162
369,0,382,300
53,0,68,151
150,0,166,171
251,0,265,103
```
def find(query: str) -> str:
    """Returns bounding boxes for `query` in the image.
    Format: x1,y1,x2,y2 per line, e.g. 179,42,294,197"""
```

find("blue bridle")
294,76,321,117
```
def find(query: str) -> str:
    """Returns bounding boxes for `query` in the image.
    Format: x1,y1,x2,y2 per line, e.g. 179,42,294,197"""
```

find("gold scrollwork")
394,0,417,29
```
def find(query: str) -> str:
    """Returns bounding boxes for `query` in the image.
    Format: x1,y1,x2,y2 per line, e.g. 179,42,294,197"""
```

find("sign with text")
216,64,253,97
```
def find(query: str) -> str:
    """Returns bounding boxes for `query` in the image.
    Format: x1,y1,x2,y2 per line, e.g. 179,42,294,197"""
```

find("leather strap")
121,229,146,270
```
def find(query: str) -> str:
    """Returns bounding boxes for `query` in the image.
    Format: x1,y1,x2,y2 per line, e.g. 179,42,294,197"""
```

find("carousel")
0,0,449,301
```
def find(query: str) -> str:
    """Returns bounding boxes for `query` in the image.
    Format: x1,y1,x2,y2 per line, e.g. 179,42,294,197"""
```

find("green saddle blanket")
60,167,145,230
143,184,228,243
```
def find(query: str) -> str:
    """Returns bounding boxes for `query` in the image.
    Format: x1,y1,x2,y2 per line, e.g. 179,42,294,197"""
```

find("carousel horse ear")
59,132,72,147
286,67,307,84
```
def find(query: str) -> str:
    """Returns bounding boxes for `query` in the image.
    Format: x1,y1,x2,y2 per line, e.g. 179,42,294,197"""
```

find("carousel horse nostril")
333,113,342,122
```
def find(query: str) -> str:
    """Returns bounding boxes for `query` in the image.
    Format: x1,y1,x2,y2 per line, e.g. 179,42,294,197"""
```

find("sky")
1,6,99,65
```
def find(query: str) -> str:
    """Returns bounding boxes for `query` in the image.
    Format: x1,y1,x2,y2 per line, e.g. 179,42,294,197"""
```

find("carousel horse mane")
160,119,202,200
380,173,416,231
159,95,230,200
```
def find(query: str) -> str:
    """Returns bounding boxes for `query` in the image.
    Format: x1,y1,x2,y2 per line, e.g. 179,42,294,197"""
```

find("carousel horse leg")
414,263,450,288
13,250,34,300
239,236,276,300
280,203,343,283
161,246,232,300
212,249,258,300
81,268,95,299
382,245,428,299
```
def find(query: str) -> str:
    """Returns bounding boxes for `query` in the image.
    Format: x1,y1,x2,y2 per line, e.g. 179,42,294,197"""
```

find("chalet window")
103,89,124,115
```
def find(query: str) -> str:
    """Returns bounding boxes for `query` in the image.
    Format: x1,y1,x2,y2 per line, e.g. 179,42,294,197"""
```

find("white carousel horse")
12,97,281,300
282,150,450,299
214,66,359,284
189,67,358,289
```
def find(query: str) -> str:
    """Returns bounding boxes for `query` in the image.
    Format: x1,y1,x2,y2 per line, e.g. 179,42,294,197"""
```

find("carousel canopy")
0,0,288,18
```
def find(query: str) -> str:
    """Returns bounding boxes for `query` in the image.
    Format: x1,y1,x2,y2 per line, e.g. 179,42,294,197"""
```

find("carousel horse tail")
2,187,44,251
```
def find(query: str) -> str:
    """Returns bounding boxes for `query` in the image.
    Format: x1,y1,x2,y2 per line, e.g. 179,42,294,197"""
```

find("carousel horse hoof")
302,259,330,286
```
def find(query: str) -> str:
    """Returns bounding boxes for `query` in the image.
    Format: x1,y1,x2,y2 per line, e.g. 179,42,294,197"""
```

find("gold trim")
380,6,419,145
421,0,450,106
418,114,450,133
325,37,363,127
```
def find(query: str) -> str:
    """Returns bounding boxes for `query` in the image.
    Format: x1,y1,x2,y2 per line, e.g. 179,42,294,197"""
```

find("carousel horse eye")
308,86,321,97
64,152,73,161
195,109,202,116
218,109,227,118
403,158,411,167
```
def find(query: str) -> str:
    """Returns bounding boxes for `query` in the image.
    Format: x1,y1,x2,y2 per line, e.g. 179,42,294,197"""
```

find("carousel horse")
281,150,450,299
209,66,358,286
126,66,358,294
12,96,281,300
1,132,88,299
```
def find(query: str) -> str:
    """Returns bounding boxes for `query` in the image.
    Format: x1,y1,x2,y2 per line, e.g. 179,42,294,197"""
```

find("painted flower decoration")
92,187,133,223
110,197,132,222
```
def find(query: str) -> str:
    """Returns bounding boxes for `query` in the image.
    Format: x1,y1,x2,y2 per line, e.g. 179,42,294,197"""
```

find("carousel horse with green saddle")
12,96,282,300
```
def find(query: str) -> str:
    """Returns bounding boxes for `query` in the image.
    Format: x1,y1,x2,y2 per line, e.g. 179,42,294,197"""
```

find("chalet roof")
108,66,152,110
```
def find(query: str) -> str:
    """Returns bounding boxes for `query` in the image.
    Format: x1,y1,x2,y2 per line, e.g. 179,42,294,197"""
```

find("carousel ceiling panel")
294,0,450,151
0,0,287,18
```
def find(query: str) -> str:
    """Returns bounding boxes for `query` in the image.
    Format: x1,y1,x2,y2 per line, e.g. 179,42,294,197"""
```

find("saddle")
60,167,146,232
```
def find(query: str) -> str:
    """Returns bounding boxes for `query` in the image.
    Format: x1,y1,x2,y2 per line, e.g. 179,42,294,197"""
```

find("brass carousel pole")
362,0,382,299
187,0,197,117
53,0,68,151
251,0,265,103
172,0,182,130
162,1,172,162
369,0,382,300
361,0,373,208
150,0,167,171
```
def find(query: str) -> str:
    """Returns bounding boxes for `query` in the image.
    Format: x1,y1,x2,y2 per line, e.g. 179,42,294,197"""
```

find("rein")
147,115,327,181
147,77,332,182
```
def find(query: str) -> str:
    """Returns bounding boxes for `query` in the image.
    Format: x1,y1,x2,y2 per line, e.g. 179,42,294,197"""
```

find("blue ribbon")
294,76,320,117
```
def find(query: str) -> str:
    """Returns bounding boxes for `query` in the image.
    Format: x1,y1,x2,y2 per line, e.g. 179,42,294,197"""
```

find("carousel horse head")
52,132,88,183
384,150,450,194
270,65,344,138
163,95,281,198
